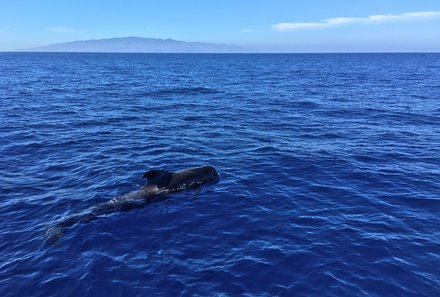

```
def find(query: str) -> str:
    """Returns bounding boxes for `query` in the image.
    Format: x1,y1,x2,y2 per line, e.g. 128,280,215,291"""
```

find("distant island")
21,37,245,53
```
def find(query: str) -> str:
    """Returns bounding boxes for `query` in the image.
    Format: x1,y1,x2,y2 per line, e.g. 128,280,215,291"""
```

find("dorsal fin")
142,170,172,188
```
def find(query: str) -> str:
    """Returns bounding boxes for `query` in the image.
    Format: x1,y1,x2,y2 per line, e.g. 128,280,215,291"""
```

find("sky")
0,0,440,52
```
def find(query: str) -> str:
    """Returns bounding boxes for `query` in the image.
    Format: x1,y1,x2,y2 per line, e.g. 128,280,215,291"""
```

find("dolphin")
45,165,219,243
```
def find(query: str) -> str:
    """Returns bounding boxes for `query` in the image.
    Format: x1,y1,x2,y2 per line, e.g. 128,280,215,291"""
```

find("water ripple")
1,53,440,296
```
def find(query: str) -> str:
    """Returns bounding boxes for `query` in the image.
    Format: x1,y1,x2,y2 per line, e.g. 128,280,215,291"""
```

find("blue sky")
1,0,439,52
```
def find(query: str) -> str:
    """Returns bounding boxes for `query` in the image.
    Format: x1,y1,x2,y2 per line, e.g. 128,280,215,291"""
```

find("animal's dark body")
46,166,219,243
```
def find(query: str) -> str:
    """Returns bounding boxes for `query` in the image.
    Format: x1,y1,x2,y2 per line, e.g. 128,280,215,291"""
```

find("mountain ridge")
20,37,246,53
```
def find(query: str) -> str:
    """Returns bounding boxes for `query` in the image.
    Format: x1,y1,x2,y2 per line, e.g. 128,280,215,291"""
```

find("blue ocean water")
0,52,439,296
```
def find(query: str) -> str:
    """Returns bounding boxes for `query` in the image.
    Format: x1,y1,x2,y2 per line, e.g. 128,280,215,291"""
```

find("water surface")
1,53,439,296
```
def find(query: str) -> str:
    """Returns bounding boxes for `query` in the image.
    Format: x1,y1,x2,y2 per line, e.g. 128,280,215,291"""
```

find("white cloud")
47,26,85,34
272,11,440,31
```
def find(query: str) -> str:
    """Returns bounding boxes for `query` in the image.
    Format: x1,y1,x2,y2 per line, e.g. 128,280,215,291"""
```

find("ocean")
0,53,439,296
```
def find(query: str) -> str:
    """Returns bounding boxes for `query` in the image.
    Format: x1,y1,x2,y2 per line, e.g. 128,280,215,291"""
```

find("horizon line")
3,50,440,54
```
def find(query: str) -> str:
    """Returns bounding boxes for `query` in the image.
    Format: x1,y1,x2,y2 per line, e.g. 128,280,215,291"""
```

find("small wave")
291,100,321,109
147,86,220,97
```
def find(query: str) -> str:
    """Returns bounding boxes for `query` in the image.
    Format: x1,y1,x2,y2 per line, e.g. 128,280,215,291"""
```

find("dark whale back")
46,165,219,244
168,166,219,191
143,165,219,192
142,170,173,187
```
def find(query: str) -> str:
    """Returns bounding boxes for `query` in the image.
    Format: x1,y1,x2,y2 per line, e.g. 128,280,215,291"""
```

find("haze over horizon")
1,0,440,52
